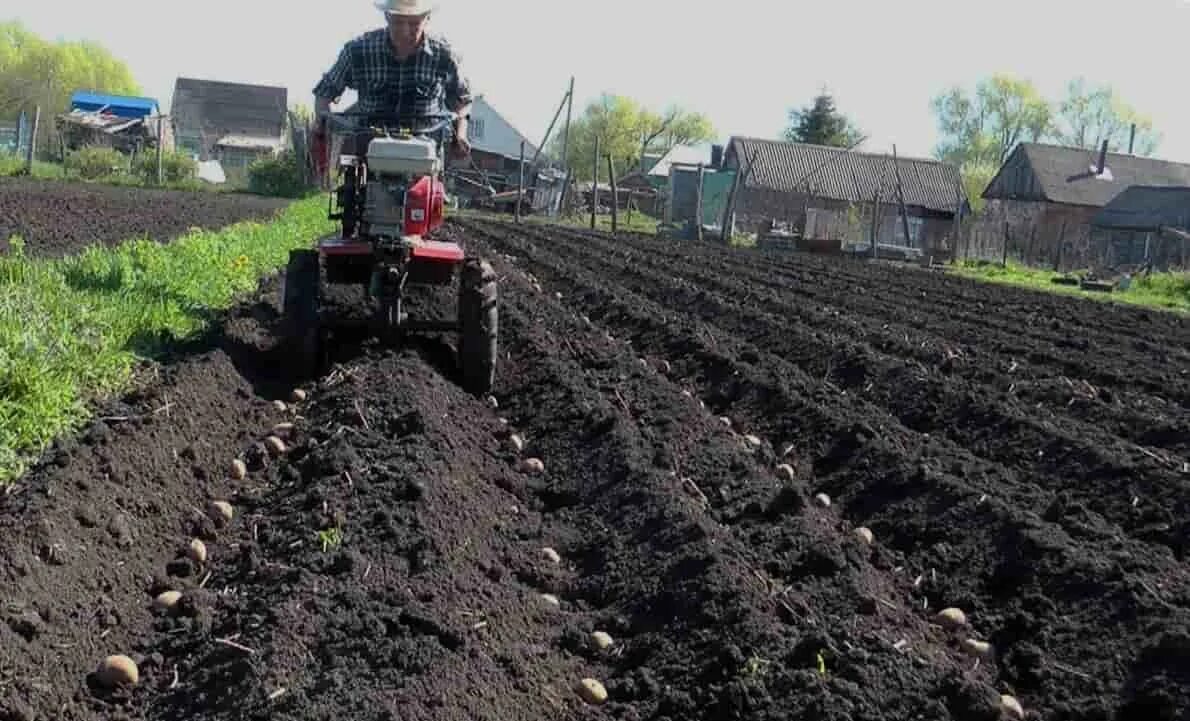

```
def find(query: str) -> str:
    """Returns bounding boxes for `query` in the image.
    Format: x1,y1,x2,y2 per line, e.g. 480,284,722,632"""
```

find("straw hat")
374,0,436,15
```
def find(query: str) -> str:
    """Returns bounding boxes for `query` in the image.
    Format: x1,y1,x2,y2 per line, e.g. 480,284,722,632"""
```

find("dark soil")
0,177,290,257
1,215,1187,721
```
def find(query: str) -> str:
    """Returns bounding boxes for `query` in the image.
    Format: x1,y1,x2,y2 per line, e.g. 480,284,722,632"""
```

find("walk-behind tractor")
282,110,498,394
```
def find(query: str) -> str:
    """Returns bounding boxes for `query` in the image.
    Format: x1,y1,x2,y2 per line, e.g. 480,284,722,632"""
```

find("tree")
930,74,1051,169
1052,77,1159,155
0,21,140,153
783,92,863,148
549,93,715,183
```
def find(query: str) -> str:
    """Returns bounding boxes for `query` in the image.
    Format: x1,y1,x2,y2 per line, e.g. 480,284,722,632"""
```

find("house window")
893,216,925,247
470,118,484,140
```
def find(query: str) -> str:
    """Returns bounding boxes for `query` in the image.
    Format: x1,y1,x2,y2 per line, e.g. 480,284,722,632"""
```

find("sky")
10,0,1190,163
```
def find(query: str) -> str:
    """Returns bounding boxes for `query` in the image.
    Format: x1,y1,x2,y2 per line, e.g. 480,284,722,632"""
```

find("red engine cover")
404,175,445,236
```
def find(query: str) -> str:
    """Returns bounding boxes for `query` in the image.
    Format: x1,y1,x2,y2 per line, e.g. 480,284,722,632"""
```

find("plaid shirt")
313,29,472,119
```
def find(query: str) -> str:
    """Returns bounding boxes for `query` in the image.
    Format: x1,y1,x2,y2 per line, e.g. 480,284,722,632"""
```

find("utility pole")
607,154,618,233
561,76,574,172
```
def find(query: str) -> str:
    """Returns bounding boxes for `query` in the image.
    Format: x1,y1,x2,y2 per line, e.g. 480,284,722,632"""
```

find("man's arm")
312,44,355,122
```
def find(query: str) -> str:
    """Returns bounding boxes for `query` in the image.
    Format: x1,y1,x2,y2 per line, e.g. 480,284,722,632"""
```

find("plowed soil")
1,215,1188,721
0,177,289,257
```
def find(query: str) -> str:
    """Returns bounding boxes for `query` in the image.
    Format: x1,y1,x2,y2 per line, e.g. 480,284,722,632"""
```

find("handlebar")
321,110,458,136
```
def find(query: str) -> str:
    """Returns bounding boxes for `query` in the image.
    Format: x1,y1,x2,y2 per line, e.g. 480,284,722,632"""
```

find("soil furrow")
460,217,1190,721
487,220,1189,552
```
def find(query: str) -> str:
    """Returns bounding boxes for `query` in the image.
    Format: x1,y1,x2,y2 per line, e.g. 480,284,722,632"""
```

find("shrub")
247,151,309,198
64,146,128,180
133,149,197,185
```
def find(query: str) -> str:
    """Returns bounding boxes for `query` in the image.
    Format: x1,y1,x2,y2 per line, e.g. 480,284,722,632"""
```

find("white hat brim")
375,0,436,14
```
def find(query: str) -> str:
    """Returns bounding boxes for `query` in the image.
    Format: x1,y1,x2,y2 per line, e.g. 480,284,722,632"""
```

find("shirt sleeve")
441,43,473,110
313,44,354,100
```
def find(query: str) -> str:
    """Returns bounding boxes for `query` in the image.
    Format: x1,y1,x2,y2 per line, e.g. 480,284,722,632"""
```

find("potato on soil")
265,436,287,456
744,434,763,448
153,590,182,612
936,607,967,628
507,434,525,453
541,547,561,564
814,493,831,507
272,399,288,412
518,457,545,474
96,655,138,687
539,593,560,607
577,678,608,704
290,388,308,402
209,501,234,526
776,463,796,482
231,458,248,480
961,638,993,659
1000,694,1024,719
591,631,614,650
854,527,874,545
187,538,207,564
272,422,295,436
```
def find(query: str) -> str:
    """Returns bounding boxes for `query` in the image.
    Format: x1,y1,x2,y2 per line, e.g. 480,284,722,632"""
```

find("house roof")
726,136,965,214
648,143,714,178
215,134,285,150
171,77,288,137
985,142,1190,207
1091,185,1190,230
70,91,158,118
471,95,544,162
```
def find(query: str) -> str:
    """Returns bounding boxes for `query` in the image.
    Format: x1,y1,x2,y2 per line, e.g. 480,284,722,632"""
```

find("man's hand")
451,133,471,160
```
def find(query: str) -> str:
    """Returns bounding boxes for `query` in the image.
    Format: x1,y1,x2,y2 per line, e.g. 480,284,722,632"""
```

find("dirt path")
1,218,1187,721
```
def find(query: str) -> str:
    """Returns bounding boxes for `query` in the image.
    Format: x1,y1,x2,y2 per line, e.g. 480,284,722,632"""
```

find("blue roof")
70,91,159,118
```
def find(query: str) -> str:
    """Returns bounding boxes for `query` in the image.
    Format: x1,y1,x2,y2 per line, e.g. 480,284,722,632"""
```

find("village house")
170,77,289,178
721,137,966,254
976,142,1190,268
1090,185,1190,270
57,91,173,154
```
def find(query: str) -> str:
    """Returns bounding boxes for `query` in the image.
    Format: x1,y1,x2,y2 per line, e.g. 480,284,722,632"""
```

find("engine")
362,136,446,237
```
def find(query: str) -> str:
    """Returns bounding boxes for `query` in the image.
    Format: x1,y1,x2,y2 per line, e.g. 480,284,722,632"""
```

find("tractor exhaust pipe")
1097,140,1108,175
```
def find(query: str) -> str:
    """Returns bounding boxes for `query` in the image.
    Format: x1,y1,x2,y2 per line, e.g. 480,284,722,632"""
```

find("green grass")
950,259,1190,313
0,196,336,482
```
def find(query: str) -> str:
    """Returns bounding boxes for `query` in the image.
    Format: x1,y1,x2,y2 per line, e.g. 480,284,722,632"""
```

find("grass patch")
950,259,1190,313
0,196,336,482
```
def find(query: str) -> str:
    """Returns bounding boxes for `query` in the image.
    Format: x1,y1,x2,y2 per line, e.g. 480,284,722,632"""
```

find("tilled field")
0,177,289,257
1,216,1188,721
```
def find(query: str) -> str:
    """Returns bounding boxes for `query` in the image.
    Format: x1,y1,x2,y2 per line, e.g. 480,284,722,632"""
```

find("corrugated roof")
726,137,964,214
215,134,284,150
171,77,287,137
987,143,1190,207
1091,185,1190,230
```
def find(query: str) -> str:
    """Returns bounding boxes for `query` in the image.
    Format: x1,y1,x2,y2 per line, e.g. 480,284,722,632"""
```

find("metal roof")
725,137,965,214
985,143,1190,207
70,91,159,118
648,143,714,178
1091,185,1190,230
171,77,288,137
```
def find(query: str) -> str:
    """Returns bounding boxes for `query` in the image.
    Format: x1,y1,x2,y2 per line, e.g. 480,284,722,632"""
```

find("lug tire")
281,249,323,380
457,256,498,395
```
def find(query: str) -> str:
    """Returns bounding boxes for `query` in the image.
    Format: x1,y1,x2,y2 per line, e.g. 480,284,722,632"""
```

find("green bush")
64,146,128,180
133,149,197,184
247,151,309,198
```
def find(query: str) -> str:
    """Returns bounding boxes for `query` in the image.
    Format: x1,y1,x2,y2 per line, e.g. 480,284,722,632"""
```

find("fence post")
590,136,599,230
516,140,524,224
606,154,618,233
1002,221,1010,267
25,106,40,174
156,114,165,185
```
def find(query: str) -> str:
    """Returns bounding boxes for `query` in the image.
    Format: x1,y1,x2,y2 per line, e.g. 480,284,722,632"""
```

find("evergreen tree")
783,93,862,147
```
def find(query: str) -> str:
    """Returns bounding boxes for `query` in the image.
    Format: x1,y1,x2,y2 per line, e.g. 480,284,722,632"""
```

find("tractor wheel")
457,256,498,395
281,249,323,380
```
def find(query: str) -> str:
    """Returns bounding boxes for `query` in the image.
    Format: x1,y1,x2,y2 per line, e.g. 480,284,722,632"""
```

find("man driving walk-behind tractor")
283,0,499,395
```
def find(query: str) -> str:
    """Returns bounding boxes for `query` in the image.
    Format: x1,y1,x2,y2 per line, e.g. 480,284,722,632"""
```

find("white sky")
10,0,1190,162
